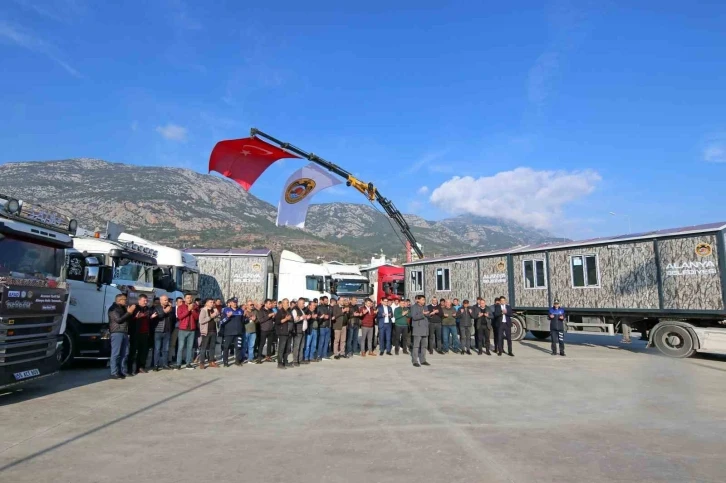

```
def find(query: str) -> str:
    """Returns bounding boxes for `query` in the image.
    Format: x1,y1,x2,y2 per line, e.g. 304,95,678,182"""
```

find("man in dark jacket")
274,299,292,369
548,300,566,356
151,295,174,371
304,300,319,363
494,296,514,357
457,300,474,355
472,298,492,355
316,296,332,361
346,297,361,357
376,298,393,356
426,297,443,354
257,299,276,363
128,294,153,374
108,293,136,379
220,298,244,367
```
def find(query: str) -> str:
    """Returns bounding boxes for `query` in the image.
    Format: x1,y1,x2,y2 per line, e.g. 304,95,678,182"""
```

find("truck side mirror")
369,285,374,295
98,265,114,285
83,266,100,284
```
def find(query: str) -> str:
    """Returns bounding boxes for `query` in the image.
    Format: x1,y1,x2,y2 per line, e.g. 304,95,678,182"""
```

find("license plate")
13,369,41,381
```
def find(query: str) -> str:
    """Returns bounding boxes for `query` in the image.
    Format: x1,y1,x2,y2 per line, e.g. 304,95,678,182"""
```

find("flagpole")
251,128,424,259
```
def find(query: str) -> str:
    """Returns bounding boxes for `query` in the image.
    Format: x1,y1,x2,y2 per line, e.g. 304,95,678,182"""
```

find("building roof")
404,221,726,266
182,248,271,257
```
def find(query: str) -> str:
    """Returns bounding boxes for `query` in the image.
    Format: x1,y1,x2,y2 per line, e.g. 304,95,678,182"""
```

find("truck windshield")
0,234,63,280
115,261,153,285
334,279,369,295
180,269,199,292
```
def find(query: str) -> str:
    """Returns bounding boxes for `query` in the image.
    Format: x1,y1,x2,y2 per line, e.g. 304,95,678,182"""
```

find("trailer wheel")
511,315,526,341
652,325,695,358
530,330,551,340
60,329,76,368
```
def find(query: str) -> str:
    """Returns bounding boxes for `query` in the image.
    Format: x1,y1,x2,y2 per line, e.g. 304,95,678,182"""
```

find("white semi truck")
118,232,199,301
277,250,371,302
60,226,157,366
0,194,79,389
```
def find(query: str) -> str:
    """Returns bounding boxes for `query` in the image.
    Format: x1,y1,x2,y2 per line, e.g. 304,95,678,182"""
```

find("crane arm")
250,128,423,259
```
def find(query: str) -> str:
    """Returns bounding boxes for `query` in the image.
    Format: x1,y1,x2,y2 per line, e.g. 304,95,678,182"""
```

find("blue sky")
1,0,725,240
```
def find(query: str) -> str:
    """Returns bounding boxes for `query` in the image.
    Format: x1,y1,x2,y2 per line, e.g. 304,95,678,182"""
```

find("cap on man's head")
228,297,238,304
554,299,560,305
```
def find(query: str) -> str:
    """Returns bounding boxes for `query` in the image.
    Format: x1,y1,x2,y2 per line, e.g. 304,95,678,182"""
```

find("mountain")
0,159,563,262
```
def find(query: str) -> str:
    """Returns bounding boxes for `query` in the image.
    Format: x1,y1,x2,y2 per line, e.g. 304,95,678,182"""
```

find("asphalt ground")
1,333,725,483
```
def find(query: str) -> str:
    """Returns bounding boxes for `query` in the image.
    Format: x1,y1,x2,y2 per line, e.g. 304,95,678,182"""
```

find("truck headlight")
7,198,20,215
69,219,78,234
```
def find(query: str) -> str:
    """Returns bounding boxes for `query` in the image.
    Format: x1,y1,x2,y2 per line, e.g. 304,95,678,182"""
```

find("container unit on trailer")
183,248,273,303
61,231,157,366
0,194,79,389
118,233,199,301
361,264,405,304
404,222,726,358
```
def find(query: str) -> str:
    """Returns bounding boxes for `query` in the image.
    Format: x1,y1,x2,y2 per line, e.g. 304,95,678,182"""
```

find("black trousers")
495,322,513,354
259,330,275,359
292,333,305,364
277,335,290,366
551,329,565,354
394,325,409,353
459,326,472,351
475,320,491,352
199,333,217,364
127,329,139,373
222,335,242,365
428,322,442,352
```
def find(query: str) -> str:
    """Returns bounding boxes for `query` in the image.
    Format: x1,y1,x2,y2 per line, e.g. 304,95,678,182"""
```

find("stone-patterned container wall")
658,235,723,311
196,255,270,302
547,241,659,310
424,260,478,302
512,253,549,308
404,265,425,299
478,256,510,303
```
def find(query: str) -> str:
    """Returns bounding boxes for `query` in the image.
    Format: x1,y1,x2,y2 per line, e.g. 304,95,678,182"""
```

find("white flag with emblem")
276,163,342,228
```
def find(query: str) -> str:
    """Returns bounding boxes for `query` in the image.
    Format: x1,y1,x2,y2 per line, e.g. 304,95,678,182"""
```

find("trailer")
404,222,726,358
183,248,274,303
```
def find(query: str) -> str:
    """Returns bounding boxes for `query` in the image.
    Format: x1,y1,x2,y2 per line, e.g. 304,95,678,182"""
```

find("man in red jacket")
175,293,199,369
359,298,377,357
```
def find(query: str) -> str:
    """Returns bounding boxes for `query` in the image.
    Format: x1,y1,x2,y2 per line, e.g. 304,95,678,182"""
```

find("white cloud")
429,167,601,229
417,186,429,195
407,150,448,174
155,123,188,141
704,144,725,163
0,21,81,77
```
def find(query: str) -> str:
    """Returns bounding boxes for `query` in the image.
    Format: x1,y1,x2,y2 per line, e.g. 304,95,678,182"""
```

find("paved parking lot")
1,333,725,483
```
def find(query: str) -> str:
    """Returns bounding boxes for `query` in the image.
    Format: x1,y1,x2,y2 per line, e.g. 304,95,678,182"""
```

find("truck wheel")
530,330,551,340
60,330,76,368
511,315,526,341
652,325,695,358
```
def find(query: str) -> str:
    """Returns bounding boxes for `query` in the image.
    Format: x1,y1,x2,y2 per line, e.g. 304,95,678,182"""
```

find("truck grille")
0,339,55,366
0,316,59,342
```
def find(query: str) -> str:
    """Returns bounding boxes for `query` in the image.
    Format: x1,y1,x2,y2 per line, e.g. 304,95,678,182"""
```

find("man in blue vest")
548,300,566,356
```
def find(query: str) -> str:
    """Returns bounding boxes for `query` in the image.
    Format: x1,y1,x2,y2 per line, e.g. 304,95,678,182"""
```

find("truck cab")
376,265,405,304
0,194,78,389
323,262,372,300
61,231,157,366
118,233,199,301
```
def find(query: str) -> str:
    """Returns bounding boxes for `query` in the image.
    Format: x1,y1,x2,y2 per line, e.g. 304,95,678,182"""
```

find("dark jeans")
169,327,179,364
110,332,129,376
127,330,139,374
346,325,360,355
277,335,290,366
551,329,565,354
317,327,331,359
176,329,196,366
394,325,409,352
199,333,217,364
378,323,392,353
305,329,318,360
259,330,275,359
442,325,459,352
222,335,243,365
134,332,150,371
428,322,442,352
495,322,513,354
475,320,491,352
459,326,472,351
153,332,171,368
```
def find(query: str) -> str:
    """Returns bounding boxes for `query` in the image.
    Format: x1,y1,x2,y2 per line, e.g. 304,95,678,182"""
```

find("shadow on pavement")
0,361,109,406
0,378,219,474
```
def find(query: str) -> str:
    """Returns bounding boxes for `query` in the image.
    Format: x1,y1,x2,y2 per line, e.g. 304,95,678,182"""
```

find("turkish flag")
208,137,299,191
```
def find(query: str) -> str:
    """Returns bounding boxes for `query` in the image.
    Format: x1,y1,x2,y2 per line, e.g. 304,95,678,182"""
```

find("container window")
523,259,546,288
436,268,450,291
571,254,599,287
